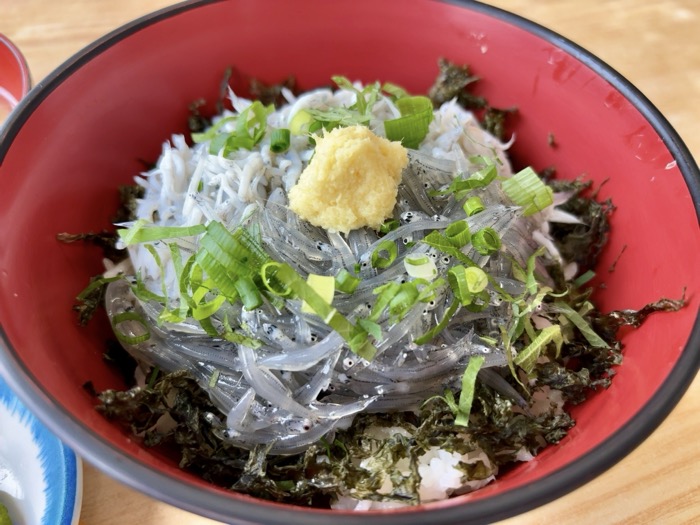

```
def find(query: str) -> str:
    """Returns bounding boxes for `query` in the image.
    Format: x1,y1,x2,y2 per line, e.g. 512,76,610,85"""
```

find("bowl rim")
1,0,699,523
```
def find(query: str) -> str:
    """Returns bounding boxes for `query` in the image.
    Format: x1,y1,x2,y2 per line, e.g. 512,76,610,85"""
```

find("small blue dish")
0,375,81,525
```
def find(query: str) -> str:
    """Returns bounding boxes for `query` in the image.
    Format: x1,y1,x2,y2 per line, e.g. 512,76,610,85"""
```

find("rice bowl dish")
1,1,698,523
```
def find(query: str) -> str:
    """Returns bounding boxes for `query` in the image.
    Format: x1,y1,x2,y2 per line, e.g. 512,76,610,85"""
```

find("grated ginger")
288,125,408,234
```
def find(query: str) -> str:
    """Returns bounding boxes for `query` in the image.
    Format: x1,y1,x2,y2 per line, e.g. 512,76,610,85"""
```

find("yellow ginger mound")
288,125,408,234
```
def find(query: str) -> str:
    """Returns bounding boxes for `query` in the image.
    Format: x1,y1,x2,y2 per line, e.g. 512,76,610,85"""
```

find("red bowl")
0,1,698,524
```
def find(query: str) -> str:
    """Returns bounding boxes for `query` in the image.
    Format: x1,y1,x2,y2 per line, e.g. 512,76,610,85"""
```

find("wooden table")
3,1,699,523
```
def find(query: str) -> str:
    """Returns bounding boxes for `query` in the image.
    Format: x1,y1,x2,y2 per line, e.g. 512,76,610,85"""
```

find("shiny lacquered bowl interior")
0,1,698,524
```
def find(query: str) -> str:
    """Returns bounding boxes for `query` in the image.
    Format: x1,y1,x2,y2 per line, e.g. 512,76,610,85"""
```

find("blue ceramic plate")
0,375,82,525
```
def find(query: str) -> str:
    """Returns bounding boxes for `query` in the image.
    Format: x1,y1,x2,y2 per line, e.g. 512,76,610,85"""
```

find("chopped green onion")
416,277,446,304
289,109,318,135
501,166,554,216
444,220,471,247
429,157,497,200
305,107,371,131
261,262,377,360
384,95,434,148
131,274,166,303
209,369,220,388
382,81,409,100
524,246,546,295
301,274,335,314
552,301,610,348
331,76,380,116
448,265,472,306
335,269,361,294
221,315,262,348
168,242,190,304
357,318,382,341
380,218,400,234
463,196,485,216
147,366,160,389
514,324,563,374
192,295,226,320
191,116,236,143
472,227,501,255
404,253,438,281
573,269,596,288
111,311,150,345
423,231,477,266
454,355,485,426
448,266,489,308
199,100,274,156
144,244,170,302
269,128,291,153
118,219,206,246
464,267,489,294
415,299,459,345
260,261,293,297
75,275,122,301
371,240,398,269
234,276,263,311
388,282,421,320
369,282,401,322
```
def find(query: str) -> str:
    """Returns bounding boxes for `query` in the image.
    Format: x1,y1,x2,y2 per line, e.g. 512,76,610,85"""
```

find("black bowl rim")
1,0,699,524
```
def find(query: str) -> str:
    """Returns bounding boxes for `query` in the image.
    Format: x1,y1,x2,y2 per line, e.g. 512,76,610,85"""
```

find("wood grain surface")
2,1,699,524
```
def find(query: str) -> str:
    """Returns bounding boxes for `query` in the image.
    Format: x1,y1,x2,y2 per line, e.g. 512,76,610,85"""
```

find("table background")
2,1,699,523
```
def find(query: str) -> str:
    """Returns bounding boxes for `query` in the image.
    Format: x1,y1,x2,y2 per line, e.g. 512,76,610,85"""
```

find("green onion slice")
404,254,438,281
75,275,122,301
260,261,294,297
551,301,610,348
205,100,274,155
234,276,264,311
463,196,485,216
369,282,401,322
444,220,471,248
289,109,317,135
118,219,206,246
415,299,459,345
388,282,421,320
464,267,488,294
208,370,220,388
573,269,596,288
514,324,563,374
301,274,335,314
381,81,410,100
111,311,150,345
501,166,554,216
380,218,400,234
472,227,501,256
429,158,497,200
269,128,291,153
371,240,398,269
335,269,361,294
384,95,434,149
454,355,486,426
448,265,472,306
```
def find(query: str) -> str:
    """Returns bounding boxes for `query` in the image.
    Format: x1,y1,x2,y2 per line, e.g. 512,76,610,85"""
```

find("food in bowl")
67,63,682,509
1,1,698,523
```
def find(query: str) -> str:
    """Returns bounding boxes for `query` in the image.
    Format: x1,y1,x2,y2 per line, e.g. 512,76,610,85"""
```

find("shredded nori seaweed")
428,58,517,141
249,75,298,108
58,184,142,325
548,178,614,272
